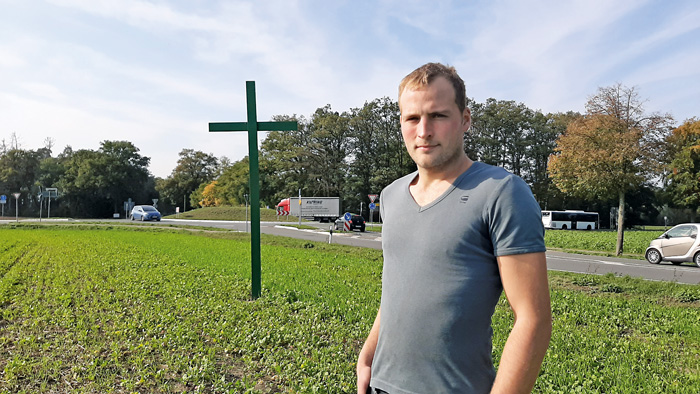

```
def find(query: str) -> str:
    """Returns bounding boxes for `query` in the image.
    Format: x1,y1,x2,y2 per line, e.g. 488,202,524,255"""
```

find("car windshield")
142,206,157,212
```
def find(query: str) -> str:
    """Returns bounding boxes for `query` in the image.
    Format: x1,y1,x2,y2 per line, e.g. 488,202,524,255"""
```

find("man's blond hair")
398,62,467,113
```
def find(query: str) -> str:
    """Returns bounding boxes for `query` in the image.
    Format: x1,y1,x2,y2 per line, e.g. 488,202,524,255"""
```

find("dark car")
130,205,162,221
335,214,366,232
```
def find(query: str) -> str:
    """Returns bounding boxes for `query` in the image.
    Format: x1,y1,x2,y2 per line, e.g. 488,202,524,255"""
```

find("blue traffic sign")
369,202,376,210
0,195,6,202
344,212,352,221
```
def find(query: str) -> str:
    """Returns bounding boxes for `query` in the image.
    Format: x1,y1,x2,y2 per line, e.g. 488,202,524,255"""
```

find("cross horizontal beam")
209,121,298,132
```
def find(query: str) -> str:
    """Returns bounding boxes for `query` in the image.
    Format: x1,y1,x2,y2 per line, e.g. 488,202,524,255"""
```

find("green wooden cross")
209,81,298,299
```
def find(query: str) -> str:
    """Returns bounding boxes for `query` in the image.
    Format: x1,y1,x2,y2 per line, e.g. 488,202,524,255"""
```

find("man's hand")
356,362,372,394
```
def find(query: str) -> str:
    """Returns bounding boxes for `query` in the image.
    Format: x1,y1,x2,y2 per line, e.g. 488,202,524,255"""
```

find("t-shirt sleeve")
486,175,546,257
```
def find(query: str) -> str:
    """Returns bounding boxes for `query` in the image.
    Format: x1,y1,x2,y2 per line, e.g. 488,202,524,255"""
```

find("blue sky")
1,0,699,178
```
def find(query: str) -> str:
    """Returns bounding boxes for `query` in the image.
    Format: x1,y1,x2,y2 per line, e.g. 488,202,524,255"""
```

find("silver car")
130,205,162,221
645,223,700,267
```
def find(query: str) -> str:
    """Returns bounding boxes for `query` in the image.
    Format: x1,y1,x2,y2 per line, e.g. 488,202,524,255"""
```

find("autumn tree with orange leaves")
549,84,673,255
665,118,700,218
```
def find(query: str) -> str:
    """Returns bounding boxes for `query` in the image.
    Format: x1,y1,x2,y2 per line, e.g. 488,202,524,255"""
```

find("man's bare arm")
492,252,552,394
357,308,381,394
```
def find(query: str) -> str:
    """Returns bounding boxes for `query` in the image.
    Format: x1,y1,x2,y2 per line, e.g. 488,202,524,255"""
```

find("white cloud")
20,82,67,101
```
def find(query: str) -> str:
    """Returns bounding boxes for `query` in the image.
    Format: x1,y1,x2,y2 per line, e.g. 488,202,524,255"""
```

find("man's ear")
462,108,472,131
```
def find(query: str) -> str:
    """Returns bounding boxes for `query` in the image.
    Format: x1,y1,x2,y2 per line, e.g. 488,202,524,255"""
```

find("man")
356,63,551,394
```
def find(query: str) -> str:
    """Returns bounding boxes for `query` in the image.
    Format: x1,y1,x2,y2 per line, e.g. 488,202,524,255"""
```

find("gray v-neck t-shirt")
371,161,545,394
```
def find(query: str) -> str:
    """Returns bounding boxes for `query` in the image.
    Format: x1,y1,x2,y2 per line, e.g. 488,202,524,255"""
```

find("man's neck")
413,155,473,186
410,156,473,206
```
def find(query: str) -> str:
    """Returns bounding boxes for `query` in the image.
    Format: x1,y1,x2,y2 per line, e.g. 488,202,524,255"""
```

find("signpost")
38,191,44,221
209,81,298,299
124,198,134,219
343,212,352,232
46,188,58,219
368,194,378,225
12,192,20,222
0,195,6,217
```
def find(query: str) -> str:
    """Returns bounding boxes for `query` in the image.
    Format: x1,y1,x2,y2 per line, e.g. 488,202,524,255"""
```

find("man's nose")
416,117,432,139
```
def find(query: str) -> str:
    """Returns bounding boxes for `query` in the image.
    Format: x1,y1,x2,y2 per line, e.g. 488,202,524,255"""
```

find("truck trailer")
276,197,341,222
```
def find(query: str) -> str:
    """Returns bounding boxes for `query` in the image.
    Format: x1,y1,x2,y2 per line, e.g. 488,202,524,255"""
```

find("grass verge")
166,207,301,223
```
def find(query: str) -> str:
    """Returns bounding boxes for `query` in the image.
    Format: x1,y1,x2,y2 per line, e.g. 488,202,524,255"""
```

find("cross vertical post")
245,81,262,300
209,81,298,299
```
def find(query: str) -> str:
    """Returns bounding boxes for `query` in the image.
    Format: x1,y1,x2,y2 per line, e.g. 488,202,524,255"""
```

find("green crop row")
1,225,699,393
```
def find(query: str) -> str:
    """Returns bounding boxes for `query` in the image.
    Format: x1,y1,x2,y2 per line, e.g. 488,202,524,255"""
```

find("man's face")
399,76,471,172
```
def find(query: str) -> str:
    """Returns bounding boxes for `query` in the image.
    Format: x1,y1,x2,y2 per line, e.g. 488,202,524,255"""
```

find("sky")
1,0,699,178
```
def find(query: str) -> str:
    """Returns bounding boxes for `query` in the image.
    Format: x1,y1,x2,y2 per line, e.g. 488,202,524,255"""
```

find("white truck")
276,197,341,222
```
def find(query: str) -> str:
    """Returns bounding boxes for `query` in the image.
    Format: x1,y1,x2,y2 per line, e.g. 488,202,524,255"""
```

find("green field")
1,225,699,393
545,229,666,257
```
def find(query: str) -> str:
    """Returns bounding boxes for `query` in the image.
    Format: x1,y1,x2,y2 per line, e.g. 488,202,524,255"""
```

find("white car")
645,223,700,267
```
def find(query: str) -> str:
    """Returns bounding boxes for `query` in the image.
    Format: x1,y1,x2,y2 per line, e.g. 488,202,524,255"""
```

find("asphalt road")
9,217,700,285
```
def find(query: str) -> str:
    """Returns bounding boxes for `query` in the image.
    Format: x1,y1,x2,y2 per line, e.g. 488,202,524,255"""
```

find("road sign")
0,195,5,204
368,194,378,203
369,202,376,210
344,212,352,221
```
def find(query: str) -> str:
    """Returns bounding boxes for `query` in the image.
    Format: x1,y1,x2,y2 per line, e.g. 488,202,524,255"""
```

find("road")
8,217,700,285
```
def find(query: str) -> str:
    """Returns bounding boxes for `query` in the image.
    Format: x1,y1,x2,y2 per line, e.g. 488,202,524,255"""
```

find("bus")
541,210,599,230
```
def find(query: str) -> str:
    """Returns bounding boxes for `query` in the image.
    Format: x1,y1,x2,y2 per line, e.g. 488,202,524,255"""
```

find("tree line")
2,85,699,240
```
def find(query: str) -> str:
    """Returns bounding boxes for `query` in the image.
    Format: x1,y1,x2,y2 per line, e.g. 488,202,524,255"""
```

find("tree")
197,180,222,207
98,140,152,211
529,111,580,209
57,141,154,218
211,157,250,206
549,84,673,254
346,97,408,216
468,99,533,177
157,149,218,212
466,99,572,209
0,149,41,193
304,105,351,197
56,149,107,217
665,118,700,219
259,115,309,207
0,148,42,216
